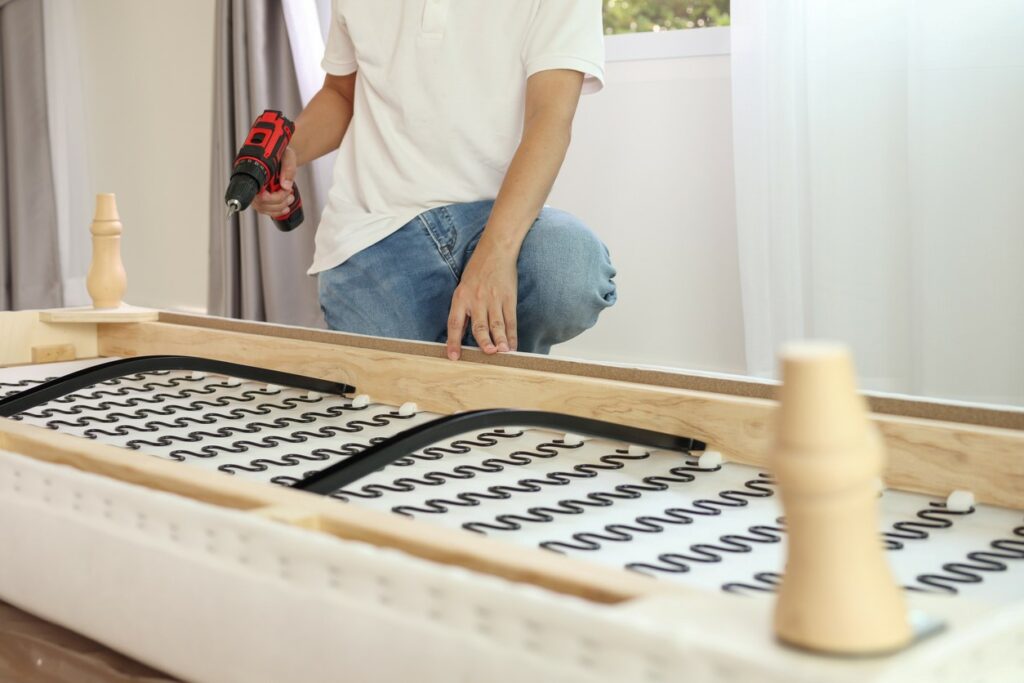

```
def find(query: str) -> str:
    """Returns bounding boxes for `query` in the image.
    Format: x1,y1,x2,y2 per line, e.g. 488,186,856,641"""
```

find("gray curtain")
209,0,324,327
0,0,61,310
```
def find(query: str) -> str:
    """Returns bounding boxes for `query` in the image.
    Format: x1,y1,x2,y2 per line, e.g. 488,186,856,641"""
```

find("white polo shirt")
309,0,605,274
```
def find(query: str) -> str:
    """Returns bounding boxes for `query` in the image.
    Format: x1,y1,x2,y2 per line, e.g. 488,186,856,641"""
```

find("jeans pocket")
417,208,459,278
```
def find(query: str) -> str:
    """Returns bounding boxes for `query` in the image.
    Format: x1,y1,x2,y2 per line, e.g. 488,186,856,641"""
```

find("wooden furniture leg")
85,193,127,310
772,342,912,654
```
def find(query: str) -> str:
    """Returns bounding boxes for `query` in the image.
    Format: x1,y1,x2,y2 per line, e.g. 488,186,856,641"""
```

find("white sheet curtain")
42,0,91,307
0,0,62,310
731,0,1024,406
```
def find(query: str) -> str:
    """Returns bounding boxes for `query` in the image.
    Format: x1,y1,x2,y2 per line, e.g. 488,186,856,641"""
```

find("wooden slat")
0,418,672,604
38,306,158,324
0,311,98,367
251,505,323,530
98,321,1024,510
31,344,77,364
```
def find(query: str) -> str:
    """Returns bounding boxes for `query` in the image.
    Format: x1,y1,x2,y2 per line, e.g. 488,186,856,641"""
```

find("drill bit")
225,199,241,219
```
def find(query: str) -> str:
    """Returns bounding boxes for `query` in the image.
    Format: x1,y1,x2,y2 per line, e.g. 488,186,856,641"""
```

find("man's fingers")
254,190,294,216
254,191,288,210
489,307,509,353
262,190,289,203
262,198,289,211
262,202,291,216
271,194,296,215
472,315,496,353
503,302,518,352
446,305,468,361
450,292,515,357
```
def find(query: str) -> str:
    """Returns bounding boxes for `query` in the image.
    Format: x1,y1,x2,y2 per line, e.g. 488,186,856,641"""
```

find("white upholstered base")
1,449,1022,682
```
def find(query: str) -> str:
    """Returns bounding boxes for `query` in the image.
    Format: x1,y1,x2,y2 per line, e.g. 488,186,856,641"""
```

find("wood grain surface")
99,321,1024,510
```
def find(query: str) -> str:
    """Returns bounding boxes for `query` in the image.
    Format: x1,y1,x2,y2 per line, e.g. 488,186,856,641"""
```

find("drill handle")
268,177,304,232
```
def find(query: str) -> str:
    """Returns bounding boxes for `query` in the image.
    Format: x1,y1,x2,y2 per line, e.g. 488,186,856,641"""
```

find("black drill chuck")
225,168,262,215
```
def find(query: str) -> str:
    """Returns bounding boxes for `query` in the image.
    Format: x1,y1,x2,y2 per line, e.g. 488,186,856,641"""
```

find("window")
603,0,730,35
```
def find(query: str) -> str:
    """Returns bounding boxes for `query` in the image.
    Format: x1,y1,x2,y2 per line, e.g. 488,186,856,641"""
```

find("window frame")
604,25,730,62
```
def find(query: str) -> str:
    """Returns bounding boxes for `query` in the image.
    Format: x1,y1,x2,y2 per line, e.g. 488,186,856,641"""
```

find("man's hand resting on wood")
446,239,519,360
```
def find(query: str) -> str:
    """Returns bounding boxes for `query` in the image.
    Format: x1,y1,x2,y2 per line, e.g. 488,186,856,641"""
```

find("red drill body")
225,110,304,232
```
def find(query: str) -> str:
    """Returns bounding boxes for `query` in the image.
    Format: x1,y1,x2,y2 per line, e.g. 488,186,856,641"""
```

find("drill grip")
226,109,305,232
268,176,304,232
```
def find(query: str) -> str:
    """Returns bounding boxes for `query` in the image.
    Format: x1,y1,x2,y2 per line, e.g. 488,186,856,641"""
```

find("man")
253,0,616,360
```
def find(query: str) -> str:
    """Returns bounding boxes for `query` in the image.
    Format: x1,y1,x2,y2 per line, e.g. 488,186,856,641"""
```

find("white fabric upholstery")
0,448,1022,682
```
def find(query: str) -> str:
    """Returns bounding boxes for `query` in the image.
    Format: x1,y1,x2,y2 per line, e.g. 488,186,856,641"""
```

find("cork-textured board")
156,312,1024,431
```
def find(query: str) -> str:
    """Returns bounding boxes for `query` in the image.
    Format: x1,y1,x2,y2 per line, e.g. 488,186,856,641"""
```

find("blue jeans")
318,200,617,354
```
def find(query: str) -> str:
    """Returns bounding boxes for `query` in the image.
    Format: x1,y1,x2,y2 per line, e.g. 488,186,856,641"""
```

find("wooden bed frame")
2,308,1022,609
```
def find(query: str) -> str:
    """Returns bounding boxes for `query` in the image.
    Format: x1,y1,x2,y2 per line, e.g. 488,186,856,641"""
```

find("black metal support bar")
293,409,706,494
0,355,355,418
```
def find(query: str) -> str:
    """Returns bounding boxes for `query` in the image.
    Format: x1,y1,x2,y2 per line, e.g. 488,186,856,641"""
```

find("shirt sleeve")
522,0,605,94
321,0,357,76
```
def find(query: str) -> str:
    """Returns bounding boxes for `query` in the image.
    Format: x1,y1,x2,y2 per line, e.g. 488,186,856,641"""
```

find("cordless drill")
224,109,304,231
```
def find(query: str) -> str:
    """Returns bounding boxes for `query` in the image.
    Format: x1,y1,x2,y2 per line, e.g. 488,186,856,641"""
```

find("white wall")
76,0,214,313
550,55,746,375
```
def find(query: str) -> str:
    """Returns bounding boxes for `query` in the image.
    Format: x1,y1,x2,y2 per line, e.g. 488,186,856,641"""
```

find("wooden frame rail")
95,318,1024,510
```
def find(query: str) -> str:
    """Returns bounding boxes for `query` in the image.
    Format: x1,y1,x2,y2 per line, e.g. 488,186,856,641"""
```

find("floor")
0,600,174,683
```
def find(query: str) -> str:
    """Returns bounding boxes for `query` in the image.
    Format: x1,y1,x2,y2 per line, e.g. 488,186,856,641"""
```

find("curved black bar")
294,409,706,494
0,355,355,418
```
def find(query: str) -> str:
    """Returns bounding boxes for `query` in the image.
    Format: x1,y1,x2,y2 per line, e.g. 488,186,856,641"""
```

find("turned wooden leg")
85,193,127,310
772,341,912,655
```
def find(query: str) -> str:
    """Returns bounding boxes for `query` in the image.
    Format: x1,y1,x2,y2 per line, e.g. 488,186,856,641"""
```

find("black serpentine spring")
217,444,369,474
21,382,328,423
19,372,418,470
0,378,47,398
265,432,535,487
905,522,1024,595
17,372,236,418
882,501,975,550
385,446,696,520
390,440,601,516
722,572,784,595
273,432,530,486
455,450,715,532
135,411,416,460
726,523,1024,597
18,373,535,484
539,473,776,553
620,518,787,577
268,438,396,485
147,410,416,463
327,429,530,501
720,502,986,595
327,432,561,499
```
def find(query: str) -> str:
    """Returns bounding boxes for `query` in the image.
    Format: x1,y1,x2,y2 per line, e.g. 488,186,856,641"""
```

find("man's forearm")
481,111,573,254
290,84,355,166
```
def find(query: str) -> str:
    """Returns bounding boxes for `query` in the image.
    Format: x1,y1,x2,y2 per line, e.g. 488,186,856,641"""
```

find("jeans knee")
552,214,616,311
520,210,617,347
551,270,615,337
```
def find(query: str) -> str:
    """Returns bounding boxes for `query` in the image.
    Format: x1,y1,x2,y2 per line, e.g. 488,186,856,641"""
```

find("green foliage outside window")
603,0,731,34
